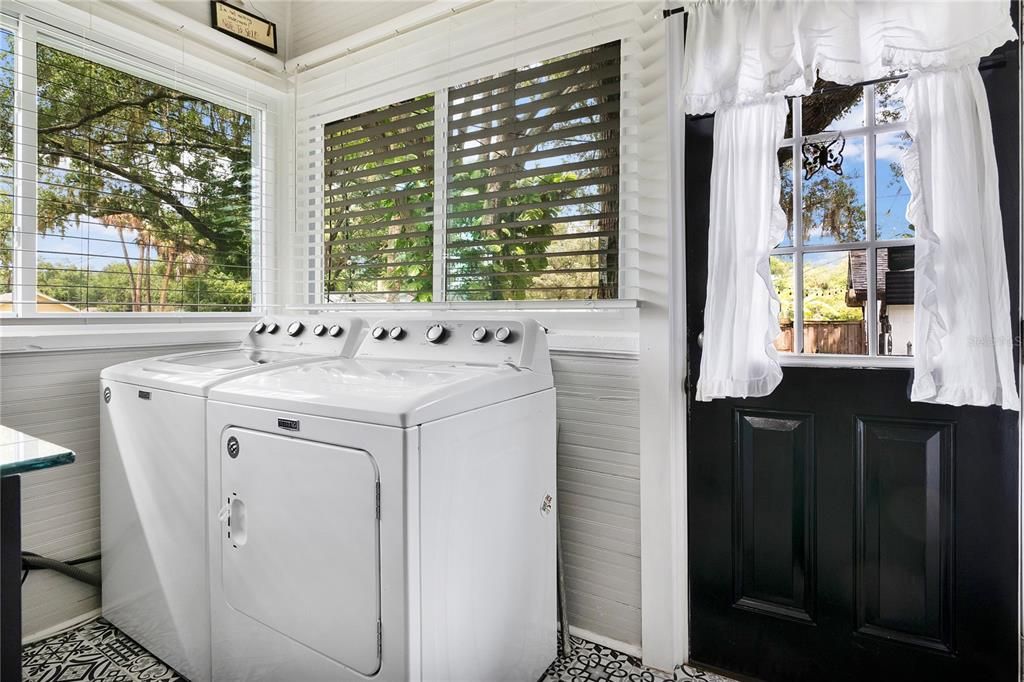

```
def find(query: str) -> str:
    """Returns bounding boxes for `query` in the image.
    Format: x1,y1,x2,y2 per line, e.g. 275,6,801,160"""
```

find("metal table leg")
1,474,21,681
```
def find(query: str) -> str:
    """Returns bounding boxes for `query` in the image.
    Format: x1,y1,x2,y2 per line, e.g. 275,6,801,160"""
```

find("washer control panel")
245,315,365,356
358,318,548,371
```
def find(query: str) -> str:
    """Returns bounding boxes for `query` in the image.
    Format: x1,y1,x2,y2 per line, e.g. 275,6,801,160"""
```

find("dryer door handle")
226,495,248,547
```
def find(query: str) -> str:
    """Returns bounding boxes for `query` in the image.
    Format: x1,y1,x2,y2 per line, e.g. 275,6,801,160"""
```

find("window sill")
779,353,914,369
298,300,641,312
0,321,253,354
0,318,641,356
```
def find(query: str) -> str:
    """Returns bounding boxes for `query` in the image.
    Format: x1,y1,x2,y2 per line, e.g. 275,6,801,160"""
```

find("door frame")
1017,16,1022,678
638,11,689,673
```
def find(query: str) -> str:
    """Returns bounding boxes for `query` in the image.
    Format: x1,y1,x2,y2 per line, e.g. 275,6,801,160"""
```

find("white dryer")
100,314,364,682
205,319,557,682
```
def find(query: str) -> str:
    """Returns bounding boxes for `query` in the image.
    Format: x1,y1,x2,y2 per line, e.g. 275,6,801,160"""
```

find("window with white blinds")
446,41,620,301
321,41,621,303
1,20,262,315
323,94,434,303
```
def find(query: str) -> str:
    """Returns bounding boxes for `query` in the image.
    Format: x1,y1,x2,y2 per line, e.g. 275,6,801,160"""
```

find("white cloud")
875,138,910,162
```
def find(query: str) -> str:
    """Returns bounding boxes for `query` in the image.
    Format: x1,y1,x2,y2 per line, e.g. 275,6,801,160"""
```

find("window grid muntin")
775,81,912,357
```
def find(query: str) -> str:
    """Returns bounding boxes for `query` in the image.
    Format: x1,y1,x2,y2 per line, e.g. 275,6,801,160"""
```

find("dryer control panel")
358,318,550,373
243,315,365,356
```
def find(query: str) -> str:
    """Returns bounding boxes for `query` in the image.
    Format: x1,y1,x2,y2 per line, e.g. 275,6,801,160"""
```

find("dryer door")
219,427,381,675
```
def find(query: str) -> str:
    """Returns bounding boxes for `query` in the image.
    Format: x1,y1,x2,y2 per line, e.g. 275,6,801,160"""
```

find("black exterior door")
685,15,1020,682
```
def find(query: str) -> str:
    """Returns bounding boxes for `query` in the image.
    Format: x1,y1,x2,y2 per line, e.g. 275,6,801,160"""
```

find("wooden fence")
775,320,867,355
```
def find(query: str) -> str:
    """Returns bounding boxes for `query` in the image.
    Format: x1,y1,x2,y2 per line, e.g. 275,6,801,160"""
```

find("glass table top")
0,426,75,476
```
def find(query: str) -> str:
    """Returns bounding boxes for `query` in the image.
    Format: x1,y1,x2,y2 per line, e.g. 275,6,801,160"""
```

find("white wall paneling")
0,342,232,639
284,0,436,65
554,351,642,648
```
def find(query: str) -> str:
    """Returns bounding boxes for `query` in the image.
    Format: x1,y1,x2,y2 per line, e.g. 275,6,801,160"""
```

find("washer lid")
208,357,554,427
100,348,327,396
99,315,366,396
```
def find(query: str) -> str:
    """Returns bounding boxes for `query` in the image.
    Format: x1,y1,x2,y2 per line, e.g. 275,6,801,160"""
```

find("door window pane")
875,132,914,240
777,149,794,248
803,250,866,354
802,135,866,245
877,245,914,356
875,79,906,125
801,80,864,135
771,254,795,351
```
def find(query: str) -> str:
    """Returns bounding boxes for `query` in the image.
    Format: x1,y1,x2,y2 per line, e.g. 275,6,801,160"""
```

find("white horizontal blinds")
445,42,621,301
20,42,255,312
0,28,12,301
322,94,435,303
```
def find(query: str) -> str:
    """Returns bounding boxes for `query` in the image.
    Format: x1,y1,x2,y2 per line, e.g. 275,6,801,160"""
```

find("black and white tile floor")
21,618,739,682
22,618,184,682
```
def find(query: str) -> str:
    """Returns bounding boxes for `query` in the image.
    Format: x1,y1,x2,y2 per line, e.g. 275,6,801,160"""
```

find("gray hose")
22,554,100,587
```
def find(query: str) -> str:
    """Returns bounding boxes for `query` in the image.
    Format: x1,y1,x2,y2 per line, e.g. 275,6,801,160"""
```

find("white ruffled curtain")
684,0,1020,410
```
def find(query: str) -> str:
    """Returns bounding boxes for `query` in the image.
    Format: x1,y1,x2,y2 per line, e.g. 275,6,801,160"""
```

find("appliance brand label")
277,418,300,431
138,390,151,400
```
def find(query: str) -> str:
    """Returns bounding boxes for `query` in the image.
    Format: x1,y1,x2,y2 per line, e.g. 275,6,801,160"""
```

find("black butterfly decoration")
802,132,845,181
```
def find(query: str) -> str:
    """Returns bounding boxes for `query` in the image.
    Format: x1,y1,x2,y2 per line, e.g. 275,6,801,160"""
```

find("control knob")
494,326,512,343
471,326,488,342
389,326,405,340
328,324,343,338
287,321,304,337
425,324,446,343
312,324,327,337
265,322,279,334
252,321,266,334
371,326,388,340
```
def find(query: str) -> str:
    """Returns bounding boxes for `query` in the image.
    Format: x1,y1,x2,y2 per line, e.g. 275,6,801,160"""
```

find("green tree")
0,39,253,311
323,95,435,303
445,46,619,301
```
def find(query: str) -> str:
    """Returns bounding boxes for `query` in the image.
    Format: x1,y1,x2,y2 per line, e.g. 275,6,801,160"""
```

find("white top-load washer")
100,314,364,682
206,318,557,682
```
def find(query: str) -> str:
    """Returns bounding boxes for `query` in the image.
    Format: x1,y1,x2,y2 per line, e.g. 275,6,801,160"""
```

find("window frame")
316,42,626,306
774,80,915,366
1,15,270,319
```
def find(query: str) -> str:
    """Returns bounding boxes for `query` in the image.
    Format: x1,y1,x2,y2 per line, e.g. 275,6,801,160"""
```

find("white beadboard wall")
285,0,433,58
553,350,641,646
0,342,231,638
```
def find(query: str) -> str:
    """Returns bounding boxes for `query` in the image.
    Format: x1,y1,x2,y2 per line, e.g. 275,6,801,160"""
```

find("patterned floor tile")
22,618,185,682
540,635,738,682
24,619,738,682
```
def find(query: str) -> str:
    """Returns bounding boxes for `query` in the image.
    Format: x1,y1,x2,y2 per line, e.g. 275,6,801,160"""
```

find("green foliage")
37,260,249,312
0,34,253,311
771,254,862,323
323,95,435,303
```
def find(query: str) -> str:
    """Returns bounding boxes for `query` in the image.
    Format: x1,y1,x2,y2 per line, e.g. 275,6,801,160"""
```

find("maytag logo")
138,390,151,400
278,418,299,432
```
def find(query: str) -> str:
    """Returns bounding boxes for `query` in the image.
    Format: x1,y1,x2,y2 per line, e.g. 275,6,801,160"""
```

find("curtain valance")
681,1,1017,114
